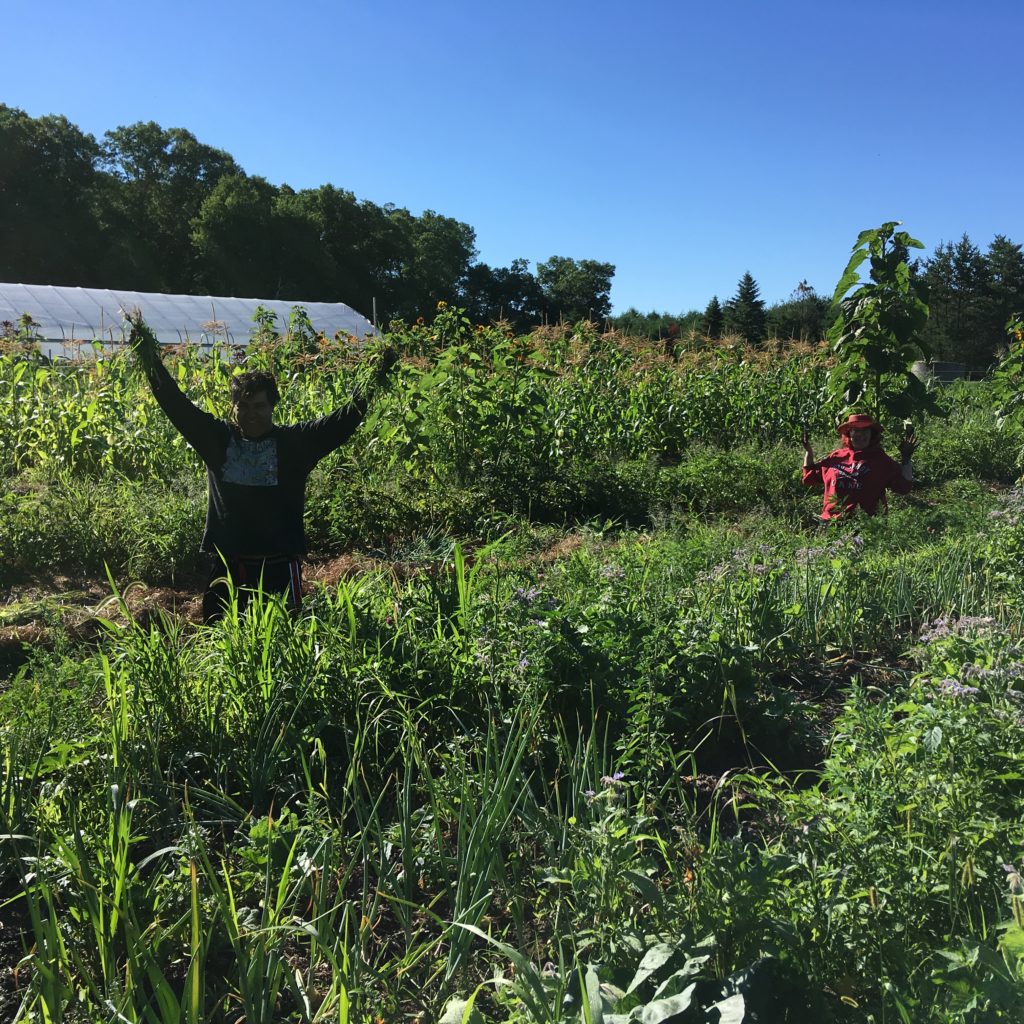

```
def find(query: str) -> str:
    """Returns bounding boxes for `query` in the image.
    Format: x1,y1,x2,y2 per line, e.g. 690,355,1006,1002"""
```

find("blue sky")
6,0,1022,314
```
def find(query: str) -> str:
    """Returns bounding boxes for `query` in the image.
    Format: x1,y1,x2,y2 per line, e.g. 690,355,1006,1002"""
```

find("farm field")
2,311,1024,1023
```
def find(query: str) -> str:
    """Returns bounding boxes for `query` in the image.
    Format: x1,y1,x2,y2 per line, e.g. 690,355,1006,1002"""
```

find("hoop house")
0,283,376,352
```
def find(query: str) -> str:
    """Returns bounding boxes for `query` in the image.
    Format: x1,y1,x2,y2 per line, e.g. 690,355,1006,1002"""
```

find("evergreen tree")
921,241,955,357
723,272,767,345
982,235,1024,359
950,234,988,363
703,295,724,339
922,235,988,364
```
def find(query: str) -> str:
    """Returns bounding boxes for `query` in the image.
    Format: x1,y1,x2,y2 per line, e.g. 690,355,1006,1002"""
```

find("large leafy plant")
994,314,1024,424
827,222,941,425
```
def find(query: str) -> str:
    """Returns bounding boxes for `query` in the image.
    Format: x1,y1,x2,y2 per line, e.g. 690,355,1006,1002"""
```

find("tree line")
614,240,1024,369
0,105,614,329
613,273,834,352
3,105,1022,361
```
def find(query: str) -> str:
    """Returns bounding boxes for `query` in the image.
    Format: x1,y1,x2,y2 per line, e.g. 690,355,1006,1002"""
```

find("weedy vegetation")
3,230,1024,1022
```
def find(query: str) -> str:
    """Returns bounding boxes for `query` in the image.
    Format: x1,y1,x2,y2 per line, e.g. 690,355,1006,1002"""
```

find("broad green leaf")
624,869,663,909
998,922,1024,961
636,984,698,1022
831,253,868,302
440,992,486,1024
584,964,605,1023
707,993,746,1023
652,958,712,999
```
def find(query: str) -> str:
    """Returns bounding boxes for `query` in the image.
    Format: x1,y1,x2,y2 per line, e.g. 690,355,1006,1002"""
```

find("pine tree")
982,236,1024,359
921,241,955,358
703,295,724,339
922,235,989,364
724,272,767,345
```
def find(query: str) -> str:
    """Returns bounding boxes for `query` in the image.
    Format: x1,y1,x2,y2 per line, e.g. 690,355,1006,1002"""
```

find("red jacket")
802,443,911,520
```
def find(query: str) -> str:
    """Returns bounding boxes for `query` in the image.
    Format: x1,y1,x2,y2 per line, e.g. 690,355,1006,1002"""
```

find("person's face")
233,390,275,439
847,427,872,450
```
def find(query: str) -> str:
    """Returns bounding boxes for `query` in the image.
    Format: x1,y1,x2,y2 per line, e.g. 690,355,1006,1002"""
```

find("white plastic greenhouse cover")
0,283,377,347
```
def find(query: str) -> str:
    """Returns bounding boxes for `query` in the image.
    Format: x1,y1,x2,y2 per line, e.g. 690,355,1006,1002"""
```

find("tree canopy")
0,104,611,328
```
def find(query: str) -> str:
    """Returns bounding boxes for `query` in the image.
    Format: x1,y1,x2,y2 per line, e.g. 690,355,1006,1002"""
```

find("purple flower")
954,616,996,634
795,546,825,565
936,679,980,699
515,586,541,604
920,619,951,644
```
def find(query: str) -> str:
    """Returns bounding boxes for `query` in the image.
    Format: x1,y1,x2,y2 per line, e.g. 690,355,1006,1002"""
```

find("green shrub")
0,470,204,585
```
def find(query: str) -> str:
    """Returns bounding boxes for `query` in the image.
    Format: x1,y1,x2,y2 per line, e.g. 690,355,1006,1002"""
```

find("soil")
0,903,27,1022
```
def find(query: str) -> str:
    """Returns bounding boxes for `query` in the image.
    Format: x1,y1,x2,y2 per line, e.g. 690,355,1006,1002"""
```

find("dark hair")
230,370,280,407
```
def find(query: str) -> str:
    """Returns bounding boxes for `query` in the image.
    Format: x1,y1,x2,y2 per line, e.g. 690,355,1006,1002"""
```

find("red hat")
837,413,880,436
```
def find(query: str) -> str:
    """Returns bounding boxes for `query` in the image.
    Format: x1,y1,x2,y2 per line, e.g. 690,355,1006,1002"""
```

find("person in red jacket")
801,413,919,521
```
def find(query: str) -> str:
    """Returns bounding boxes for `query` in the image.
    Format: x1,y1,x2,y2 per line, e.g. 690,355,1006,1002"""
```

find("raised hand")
125,309,162,375
371,343,400,391
899,430,919,461
377,344,399,377
801,429,814,456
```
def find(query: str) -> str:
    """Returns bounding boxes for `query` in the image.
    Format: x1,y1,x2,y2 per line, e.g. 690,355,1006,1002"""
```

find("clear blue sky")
6,0,1022,314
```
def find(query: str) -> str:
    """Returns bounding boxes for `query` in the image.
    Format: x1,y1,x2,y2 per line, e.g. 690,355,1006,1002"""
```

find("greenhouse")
0,283,377,354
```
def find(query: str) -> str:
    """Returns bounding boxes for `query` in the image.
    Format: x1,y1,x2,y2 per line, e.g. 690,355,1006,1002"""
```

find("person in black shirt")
128,312,397,622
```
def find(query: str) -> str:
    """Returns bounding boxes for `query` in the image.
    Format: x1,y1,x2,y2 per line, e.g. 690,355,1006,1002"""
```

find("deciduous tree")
460,258,543,331
102,121,241,291
536,256,615,324
0,104,105,286
191,174,286,297
766,281,829,342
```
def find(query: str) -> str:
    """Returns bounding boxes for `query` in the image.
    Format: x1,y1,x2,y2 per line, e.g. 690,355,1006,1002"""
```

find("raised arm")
801,429,823,486
899,430,918,480
127,311,222,454
894,430,919,489
296,343,400,466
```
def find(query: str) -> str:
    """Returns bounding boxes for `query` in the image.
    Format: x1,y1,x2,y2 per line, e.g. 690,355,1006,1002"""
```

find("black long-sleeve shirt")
145,358,368,557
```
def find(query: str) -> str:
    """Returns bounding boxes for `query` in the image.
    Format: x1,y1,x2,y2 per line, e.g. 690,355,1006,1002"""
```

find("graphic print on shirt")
220,435,279,486
833,460,869,492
